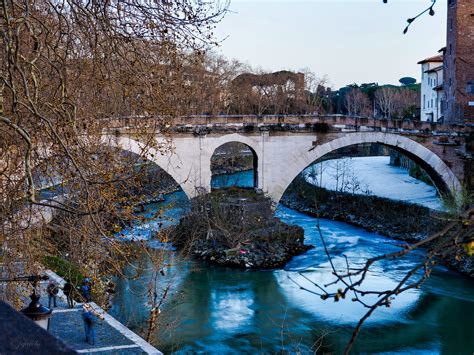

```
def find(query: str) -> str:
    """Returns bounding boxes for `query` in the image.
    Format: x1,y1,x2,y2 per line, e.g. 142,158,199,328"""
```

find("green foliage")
399,77,417,86
441,185,474,215
408,165,433,186
43,255,84,287
405,83,421,92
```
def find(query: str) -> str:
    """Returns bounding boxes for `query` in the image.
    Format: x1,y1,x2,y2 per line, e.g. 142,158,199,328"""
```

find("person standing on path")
47,280,59,308
81,278,92,302
63,280,74,308
82,303,103,345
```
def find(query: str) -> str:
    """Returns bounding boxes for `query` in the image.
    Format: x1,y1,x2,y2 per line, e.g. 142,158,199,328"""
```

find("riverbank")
170,188,312,269
281,176,473,276
281,176,445,242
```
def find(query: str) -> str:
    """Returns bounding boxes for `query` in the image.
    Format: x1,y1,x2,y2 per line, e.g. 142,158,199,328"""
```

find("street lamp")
1,275,53,330
21,287,53,330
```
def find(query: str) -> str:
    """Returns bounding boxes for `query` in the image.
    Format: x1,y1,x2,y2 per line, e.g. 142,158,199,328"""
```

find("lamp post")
21,287,53,330
1,275,53,330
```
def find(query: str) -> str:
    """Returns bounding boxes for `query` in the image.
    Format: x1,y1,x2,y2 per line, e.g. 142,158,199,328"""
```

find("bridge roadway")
99,114,472,203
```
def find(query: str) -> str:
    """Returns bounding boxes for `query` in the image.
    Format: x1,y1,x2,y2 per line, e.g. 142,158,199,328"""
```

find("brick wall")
444,0,474,123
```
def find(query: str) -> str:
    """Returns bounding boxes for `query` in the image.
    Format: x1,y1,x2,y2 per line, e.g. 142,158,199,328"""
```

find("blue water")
211,170,254,189
109,165,473,354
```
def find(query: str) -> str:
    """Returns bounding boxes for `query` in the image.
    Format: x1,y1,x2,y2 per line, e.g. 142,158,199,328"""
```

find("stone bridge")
101,115,473,203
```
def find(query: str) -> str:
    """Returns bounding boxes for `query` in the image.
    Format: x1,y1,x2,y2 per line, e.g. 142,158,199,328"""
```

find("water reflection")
211,286,255,332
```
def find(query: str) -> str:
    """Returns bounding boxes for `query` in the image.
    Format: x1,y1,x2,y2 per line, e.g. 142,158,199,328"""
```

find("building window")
449,44,452,55
450,18,453,31
423,94,426,109
467,81,474,95
431,99,433,108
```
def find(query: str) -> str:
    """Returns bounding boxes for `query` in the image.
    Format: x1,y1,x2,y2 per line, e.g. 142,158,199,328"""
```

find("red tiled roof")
417,55,443,64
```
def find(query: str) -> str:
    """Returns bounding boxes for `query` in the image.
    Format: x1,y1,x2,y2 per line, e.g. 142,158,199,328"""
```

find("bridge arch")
210,141,259,189
204,134,262,190
269,132,461,204
103,135,195,199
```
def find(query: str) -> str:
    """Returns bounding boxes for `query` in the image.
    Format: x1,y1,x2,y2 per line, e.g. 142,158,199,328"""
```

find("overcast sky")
214,0,447,89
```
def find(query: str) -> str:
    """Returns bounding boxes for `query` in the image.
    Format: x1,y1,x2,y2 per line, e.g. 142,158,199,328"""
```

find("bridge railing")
97,114,472,135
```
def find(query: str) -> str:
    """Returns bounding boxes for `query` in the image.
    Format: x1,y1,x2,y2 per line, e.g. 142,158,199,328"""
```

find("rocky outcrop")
170,188,312,269
174,222,311,269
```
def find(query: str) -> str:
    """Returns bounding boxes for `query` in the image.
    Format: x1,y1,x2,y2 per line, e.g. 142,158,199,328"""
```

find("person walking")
82,303,103,345
46,280,59,308
63,280,74,308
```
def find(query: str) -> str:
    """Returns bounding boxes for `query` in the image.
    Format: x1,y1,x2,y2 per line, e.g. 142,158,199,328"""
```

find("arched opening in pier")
210,142,258,190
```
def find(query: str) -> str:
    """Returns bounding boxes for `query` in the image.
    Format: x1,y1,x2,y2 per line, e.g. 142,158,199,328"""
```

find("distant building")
417,0,473,123
441,0,474,123
418,55,444,122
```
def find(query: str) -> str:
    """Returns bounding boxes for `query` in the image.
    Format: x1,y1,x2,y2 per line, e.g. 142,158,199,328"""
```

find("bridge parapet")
99,114,472,136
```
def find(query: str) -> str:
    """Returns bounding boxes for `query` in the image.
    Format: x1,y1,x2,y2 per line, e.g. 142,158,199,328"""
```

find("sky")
214,0,447,89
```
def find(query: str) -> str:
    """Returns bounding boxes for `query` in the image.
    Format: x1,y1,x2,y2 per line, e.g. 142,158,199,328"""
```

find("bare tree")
374,87,399,118
300,68,328,114
396,87,420,118
345,88,371,117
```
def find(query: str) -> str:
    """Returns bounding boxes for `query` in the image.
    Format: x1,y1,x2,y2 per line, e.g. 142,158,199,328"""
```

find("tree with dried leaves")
0,0,228,342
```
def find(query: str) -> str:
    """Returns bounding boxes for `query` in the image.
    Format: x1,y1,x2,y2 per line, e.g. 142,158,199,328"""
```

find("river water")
109,158,474,354
303,156,443,210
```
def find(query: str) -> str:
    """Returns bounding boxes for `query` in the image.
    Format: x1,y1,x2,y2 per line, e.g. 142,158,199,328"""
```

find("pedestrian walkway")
40,270,161,354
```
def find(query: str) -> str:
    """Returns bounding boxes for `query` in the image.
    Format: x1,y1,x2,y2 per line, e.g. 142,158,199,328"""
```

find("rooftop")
417,55,443,64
